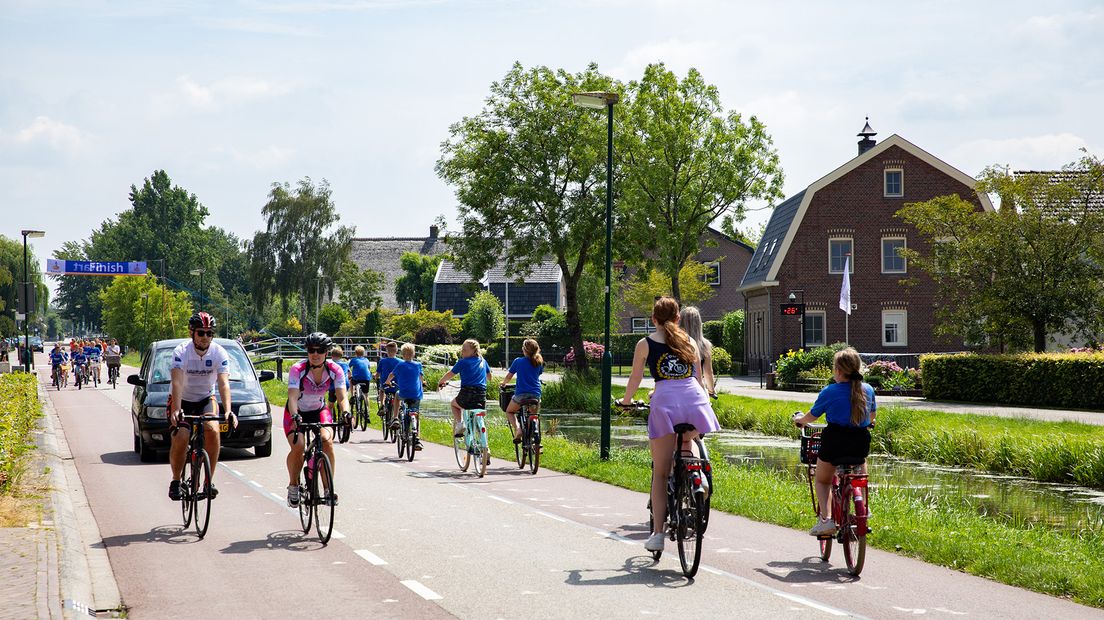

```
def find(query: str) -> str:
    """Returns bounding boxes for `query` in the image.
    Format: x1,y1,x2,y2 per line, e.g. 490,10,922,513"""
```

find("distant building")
433,260,565,317
348,226,446,310
738,121,994,368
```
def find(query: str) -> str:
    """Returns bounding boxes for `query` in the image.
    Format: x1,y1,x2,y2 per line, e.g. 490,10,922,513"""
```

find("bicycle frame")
462,407,488,452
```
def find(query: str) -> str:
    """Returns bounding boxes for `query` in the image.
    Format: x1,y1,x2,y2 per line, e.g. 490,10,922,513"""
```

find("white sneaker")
809,518,837,536
453,421,464,437
644,532,665,551
287,485,300,508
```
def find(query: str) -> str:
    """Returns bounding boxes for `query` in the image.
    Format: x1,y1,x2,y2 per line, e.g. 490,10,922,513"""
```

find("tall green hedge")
921,352,1104,409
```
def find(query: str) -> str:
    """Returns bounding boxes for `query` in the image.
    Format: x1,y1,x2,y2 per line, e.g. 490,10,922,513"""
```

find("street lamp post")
21,229,45,372
788,290,806,351
190,268,206,303
573,91,619,460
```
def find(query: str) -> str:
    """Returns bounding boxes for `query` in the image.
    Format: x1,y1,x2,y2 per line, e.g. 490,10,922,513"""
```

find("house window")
881,237,907,273
885,169,903,197
804,311,826,347
631,317,655,333
703,261,720,286
882,310,908,347
829,238,854,274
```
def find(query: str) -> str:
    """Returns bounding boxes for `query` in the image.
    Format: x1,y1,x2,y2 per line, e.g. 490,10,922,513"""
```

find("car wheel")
133,434,140,453
138,437,157,463
254,437,272,458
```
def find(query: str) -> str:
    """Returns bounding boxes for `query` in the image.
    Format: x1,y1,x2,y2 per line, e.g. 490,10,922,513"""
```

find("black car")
128,338,275,462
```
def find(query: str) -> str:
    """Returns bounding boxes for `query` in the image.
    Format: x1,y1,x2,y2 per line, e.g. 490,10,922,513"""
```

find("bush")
0,374,40,495
418,344,463,366
531,304,560,323
317,303,351,335
415,325,453,345
565,341,604,367
267,316,303,337
703,320,724,349
721,311,744,361
773,342,850,388
485,342,503,367
461,290,505,342
532,314,571,349
711,346,732,376
921,352,1104,408
387,309,460,341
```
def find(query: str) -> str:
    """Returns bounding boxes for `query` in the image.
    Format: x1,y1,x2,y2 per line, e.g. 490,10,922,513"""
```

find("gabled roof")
349,236,447,308
705,225,756,254
738,134,994,291
435,259,563,285
1013,170,1104,213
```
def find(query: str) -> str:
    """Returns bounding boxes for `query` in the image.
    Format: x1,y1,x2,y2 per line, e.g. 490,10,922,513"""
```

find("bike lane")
45,367,452,619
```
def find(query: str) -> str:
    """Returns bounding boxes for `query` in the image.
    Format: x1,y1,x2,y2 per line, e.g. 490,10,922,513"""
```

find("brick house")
619,226,755,333
737,123,994,370
432,260,565,318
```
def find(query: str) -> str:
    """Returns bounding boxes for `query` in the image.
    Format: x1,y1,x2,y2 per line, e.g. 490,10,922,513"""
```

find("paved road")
45,364,1102,619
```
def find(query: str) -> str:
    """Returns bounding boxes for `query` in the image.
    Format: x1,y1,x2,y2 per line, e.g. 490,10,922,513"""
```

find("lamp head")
788,293,796,302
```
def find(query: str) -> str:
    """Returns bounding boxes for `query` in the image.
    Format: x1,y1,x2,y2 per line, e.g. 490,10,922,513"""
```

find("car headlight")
146,406,167,420
237,403,269,418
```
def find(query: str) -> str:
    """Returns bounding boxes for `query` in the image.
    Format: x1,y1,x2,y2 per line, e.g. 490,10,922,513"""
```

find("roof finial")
857,116,877,155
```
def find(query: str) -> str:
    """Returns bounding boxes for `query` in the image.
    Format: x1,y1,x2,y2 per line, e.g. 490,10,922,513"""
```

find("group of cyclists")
49,337,122,389
164,297,875,555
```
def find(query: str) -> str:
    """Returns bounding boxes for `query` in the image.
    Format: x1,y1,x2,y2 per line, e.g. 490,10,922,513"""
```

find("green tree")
317,303,351,335
386,309,460,341
897,156,1104,352
246,178,355,328
623,260,716,314
575,263,623,335
437,62,619,369
99,276,193,350
462,290,505,342
393,252,442,310
0,235,48,329
620,63,783,302
336,263,385,315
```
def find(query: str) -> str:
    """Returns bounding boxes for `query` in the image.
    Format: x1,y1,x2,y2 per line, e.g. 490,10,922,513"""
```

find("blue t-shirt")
348,357,372,381
393,360,423,399
50,350,68,365
72,350,86,365
334,359,351,388
451,356,490,389
377,356,400,386
809,381,876,427
508,356,544,397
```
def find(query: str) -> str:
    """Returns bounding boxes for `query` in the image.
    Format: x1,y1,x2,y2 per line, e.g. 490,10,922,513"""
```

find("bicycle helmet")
188,311,217,330
304,332,333,351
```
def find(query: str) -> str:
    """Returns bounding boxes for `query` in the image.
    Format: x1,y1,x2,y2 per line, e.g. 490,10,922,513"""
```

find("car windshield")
148,343,256,384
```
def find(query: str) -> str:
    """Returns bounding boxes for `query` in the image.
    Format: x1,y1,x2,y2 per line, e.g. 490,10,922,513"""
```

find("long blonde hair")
680,306,711,359
462,338,481,357
834,347,868,426
523,338,544,367
652,297,695,365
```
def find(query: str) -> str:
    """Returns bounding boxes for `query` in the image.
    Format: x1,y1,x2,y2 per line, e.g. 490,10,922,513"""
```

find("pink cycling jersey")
287,359,346,412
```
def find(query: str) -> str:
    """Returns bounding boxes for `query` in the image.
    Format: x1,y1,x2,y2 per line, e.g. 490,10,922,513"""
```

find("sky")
3,0,1102,297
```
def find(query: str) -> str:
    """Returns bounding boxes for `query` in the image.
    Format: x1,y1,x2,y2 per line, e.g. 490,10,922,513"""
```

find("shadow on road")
98,451,145,466
754,558,860,584
564,556,693,589
99,525,205,547
219,530,327,554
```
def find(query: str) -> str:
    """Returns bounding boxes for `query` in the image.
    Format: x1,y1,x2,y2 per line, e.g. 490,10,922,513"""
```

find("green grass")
122,351,141,367
407,413,1104,608
0,374,42,496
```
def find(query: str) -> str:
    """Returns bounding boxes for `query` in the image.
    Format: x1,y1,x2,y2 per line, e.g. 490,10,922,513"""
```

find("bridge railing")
244,334,454,379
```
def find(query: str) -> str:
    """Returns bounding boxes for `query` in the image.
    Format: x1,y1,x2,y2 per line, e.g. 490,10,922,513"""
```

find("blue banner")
46,259,147,276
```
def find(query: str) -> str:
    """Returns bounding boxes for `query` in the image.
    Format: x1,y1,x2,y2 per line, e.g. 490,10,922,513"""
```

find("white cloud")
1013,9,1104,47
5,116,89,153
614,38,723,81
949,133,1097,173
171,75,294,111
177,75,215,109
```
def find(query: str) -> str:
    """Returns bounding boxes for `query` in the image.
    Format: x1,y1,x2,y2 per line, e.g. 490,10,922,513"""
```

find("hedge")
0,374,40,494
921,352,1104,409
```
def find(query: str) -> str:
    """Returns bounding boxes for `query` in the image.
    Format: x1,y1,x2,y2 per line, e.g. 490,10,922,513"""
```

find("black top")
646,337,694,382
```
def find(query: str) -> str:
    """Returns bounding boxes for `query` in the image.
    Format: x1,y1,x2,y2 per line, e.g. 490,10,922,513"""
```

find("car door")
132,346,152,434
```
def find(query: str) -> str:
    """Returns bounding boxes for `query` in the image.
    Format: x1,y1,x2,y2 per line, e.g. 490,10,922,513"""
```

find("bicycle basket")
498,385,515,411
800,433,822,465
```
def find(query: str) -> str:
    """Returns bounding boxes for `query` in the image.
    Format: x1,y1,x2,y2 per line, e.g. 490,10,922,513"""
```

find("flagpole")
840,253,852,345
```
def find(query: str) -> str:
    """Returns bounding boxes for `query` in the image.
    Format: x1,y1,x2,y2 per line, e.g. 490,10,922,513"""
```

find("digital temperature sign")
780,303,805,316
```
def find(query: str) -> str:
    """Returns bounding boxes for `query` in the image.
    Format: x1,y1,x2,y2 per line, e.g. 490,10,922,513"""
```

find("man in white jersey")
167,312,235,501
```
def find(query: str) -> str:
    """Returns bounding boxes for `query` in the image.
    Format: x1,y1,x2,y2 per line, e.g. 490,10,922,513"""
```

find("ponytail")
834,348,868,426
653,297,696,365
523,339,544,367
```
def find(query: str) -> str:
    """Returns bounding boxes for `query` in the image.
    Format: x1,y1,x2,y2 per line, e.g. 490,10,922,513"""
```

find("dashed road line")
486,494,514,504
401,580,442,601
355,549,388,565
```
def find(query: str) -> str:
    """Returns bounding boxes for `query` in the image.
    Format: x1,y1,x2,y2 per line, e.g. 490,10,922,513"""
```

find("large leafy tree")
99,275,192,350
898,155,1104,352
623,260,716,314
393,252,441,310
246,178,355,330
619,63,784,301
0,235,48,334
335,263,385,316
437,62,618,369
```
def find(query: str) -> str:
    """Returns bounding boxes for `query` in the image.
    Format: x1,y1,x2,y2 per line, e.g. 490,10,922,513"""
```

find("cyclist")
327,346,353,427
792,347,876,536
347,345,373,423
71,344,87,386
49,343,69,387
680,306,717,397
383,342,425,450
105,339,122,382
168,312,234,501
500,338,544,443
88,341,103,385
618,297,719,552
437,339,492,438
375,342,401,429
284,332,350,507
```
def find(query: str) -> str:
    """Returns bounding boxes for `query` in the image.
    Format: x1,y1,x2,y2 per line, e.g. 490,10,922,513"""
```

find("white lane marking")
773,591,849,616
229,468,242,475
892,608,927,615
533,509,568,523
355,549,388,565
932,609,967,616
486,494,514,504
401,580,442,601
331,530,346,539
332,561,346,565
249,480,264,488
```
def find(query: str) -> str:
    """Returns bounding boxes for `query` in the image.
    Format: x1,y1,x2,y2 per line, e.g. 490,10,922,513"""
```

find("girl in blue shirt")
437,339,492,438
501,339,544,443
793,347,877,537
384,343,426,450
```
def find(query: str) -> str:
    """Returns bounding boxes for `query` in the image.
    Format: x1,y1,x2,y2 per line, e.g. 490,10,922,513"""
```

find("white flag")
479,272,491,288
839,255,851,315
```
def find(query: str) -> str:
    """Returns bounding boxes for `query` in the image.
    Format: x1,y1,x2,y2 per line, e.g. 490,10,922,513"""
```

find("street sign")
46,259,147,276
780,303,805,316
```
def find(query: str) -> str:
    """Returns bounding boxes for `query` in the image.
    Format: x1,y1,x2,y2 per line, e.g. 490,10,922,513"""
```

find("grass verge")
0,374,44,526
403,413,1104,608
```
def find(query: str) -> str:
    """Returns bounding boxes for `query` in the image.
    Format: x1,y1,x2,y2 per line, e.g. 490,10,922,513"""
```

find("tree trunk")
562,270,588,373
1033,320,1046,353
670,267,681,304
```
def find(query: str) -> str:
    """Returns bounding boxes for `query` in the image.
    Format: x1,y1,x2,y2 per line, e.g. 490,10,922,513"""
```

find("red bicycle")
799,422,870,576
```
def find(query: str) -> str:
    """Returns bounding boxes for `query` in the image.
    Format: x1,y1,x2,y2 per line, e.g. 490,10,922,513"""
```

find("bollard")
276,357,283,381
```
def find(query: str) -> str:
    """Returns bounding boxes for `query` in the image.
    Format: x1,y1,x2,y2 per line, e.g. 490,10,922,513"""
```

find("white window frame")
881,237,907,274
882,310,908,347
804,310,826,348
828,237,854,274
631,317,655,334
884,168,904,198
704,261,721,286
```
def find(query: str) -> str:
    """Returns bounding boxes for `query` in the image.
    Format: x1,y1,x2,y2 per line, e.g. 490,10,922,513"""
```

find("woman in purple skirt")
619,297,720,552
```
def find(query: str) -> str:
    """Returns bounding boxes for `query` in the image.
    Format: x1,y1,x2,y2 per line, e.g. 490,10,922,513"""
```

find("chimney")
857,117,877,156
429,225,439,239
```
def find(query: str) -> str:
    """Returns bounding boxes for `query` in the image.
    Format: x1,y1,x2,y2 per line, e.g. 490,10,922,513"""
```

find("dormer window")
885,169,903,197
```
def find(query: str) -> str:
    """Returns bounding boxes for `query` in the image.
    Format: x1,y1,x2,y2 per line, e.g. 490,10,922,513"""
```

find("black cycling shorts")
456,385,487,410
180,397,216,416
816,423,871,465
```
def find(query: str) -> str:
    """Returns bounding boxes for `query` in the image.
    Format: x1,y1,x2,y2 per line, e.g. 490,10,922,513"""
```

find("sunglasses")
307,347,327,354
193,330,215,338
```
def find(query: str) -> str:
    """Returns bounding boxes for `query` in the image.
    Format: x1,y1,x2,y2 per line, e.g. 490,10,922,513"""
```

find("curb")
37,383,124,618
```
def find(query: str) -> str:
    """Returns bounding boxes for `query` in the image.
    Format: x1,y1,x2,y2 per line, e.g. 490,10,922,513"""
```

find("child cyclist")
327,346,353,427
376,342,401,429
501,338,544,443
384,342,426,450
792,347,876,536
436,339,492,437
348,345,373,423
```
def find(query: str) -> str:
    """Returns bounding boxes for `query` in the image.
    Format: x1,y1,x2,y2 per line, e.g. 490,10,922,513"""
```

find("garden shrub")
387,309,460,341
531,304,560,323
703,320,724,350
461,290,505,342
0,374,40,495
414,325,453,345
712,346,732,376
921,352,1104,409
721,311,744,361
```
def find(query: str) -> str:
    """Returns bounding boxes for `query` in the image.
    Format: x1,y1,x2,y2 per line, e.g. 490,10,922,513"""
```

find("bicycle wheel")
474,417,488,477
180,452,194,529
675,472,705,578
454,424,470,471
193,449,212,539
298,470,313,534
381,403,391,441
528,417,541,475
405,416,417,462
396,412,407,458
514,423,525,469
842,491,867,576
315,453,335,545
819,536,833,561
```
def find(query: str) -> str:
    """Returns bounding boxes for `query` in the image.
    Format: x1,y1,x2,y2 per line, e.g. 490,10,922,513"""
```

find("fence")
243,334,455,380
